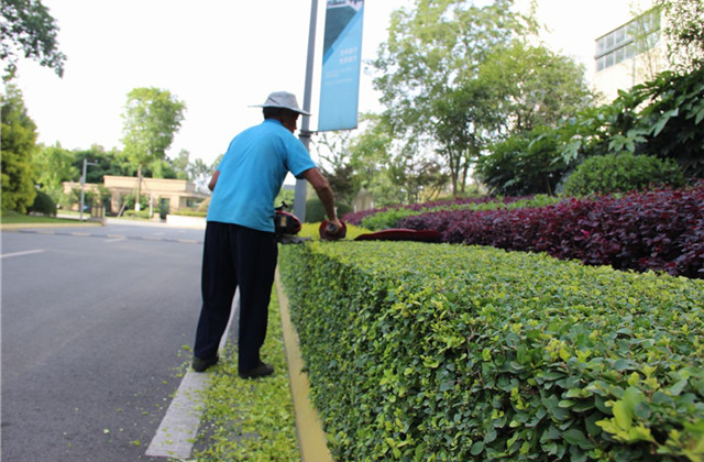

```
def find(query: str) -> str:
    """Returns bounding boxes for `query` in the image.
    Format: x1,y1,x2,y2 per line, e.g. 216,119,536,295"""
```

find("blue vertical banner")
318,0,365,132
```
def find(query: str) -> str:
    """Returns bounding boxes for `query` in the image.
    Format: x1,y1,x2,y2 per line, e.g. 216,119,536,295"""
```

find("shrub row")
279,241,704,462
398,185,704,279
342,195,527,227
170,208,207,217
354,195,561,231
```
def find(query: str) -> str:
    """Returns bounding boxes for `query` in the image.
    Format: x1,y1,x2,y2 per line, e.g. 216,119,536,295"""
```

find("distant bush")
563,152,685,196
28,190,57,216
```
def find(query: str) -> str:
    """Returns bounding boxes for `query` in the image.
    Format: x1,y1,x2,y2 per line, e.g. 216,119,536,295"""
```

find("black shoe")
238,362,274,379
192,356,218,372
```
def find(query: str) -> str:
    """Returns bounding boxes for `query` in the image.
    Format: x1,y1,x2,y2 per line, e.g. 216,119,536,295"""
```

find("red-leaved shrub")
399,185,704,278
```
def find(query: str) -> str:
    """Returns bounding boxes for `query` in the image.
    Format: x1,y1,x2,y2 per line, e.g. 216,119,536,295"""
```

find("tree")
431,82,501,194
0,0,66,80
658,0,704,71
171,149,190,180
72,145,131,182
477,40,593,133
387,138,448,203
347,115,402,207
190,157,214,193
121,87,185,209
1,84,37,212
372,0,537,196
313,132,357,207
33,142,77,201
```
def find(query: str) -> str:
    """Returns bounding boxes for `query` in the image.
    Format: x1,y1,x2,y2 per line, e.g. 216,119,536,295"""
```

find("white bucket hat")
252,91,311,116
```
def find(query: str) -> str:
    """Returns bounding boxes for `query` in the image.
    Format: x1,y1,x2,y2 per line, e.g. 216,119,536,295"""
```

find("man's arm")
303,168,343,231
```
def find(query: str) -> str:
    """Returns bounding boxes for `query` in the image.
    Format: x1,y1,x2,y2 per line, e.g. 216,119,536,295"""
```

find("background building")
592,5,665,102
63,176,208,216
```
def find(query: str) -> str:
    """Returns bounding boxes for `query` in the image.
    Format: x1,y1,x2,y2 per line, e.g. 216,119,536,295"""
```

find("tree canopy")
0,0,66,80
1,84,37,212
370,0,593,197
658,0,704,71
121,87,186,207
373,0,532,195
33,142,76,199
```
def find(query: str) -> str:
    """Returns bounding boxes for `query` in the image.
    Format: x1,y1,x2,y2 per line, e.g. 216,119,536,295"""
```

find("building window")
595,8,660,72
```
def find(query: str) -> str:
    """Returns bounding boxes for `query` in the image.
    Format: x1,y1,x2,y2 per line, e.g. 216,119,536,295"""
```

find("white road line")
104,238,126,243
146,290,239,459
145,372,211,458
0,249,45,259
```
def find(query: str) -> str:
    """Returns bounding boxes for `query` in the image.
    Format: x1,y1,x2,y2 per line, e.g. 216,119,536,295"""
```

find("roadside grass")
0,210,78,224
188,288,300,462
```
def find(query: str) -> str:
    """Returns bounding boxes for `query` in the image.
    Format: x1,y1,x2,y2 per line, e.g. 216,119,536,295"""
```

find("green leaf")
470,441,485,456
622,387,644,414
562,428,589,447
613,401,632,431
652,108,679,137
484,429,498,443
668,379,688,397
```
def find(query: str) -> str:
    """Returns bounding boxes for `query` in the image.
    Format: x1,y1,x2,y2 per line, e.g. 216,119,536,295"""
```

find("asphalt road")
1,223,206,461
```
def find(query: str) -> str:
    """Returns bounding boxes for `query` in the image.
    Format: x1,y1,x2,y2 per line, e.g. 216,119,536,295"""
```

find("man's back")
206,119,315,232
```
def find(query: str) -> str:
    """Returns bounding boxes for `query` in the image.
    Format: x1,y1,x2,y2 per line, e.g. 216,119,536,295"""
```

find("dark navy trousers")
194,221,278,373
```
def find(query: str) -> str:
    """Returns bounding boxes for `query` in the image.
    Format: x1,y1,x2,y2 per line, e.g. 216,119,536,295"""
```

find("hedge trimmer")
274,202,309,245
275,202,441,244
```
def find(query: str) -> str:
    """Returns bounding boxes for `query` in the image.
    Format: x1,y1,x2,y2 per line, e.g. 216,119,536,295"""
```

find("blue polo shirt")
207,119,316,232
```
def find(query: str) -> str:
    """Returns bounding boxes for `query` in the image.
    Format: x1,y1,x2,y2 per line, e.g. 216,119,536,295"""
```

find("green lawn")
191,287,301,461
1,210,80,225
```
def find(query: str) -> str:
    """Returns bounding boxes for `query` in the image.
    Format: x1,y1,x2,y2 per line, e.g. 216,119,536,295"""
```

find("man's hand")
327,217,343,235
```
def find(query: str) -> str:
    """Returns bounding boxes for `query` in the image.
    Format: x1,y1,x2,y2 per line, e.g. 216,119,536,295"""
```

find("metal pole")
294,0,319,222
79,159,98,221
80,158,87,222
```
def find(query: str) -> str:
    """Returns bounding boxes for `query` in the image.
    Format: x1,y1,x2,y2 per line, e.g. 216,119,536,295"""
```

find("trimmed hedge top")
280,241,704,462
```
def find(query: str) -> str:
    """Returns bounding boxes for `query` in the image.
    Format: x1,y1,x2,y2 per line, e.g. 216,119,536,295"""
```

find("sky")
11,0,645,169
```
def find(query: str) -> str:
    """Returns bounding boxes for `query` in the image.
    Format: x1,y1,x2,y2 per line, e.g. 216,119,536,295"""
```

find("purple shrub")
398,185,704,279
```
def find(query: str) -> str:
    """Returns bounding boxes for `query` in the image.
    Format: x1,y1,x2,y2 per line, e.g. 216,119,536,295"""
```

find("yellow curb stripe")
275,270,335,462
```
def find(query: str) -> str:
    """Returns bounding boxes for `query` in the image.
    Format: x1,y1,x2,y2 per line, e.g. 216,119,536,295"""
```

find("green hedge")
279,242,704,462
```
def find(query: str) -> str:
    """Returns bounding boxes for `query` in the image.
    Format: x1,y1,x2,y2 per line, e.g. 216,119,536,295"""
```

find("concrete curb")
275,270,335,462
0,221,103,230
